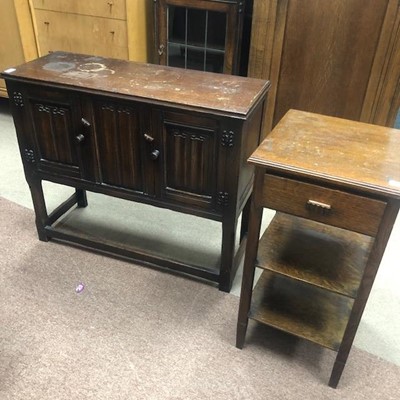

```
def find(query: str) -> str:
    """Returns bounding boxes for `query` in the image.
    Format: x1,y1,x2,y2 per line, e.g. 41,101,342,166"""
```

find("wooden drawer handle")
306,200,332,215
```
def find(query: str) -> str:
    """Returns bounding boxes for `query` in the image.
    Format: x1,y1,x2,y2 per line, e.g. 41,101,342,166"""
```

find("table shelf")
250,270,353,351
256,213,373,298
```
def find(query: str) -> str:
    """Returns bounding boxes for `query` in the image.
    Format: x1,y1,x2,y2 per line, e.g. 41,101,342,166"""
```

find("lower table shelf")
250,270,353,351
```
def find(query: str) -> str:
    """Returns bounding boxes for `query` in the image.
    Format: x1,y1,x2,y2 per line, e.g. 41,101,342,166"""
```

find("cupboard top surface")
2,52,269,117
249,110,400,199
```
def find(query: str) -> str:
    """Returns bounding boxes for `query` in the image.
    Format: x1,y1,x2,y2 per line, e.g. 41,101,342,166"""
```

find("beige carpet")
1,197,399,400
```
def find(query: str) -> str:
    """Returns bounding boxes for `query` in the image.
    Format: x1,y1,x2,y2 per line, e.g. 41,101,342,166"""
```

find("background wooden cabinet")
32,0,154,62
33,0,130,60
248,0,400,131
0,0,154,98
0,0,38,97
154,0,246,74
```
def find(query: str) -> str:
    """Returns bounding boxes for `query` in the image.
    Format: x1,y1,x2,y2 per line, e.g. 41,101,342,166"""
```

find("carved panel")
37,104,66,115
221,130,234,147
31,100,76,165
13,92,24,107
164,123,216,198
217,192,229,207
94,101,143,191
101,104,115,112
24,149,35,163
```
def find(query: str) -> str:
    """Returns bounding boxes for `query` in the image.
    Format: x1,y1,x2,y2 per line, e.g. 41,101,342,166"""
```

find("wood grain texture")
248,0,400,131
32,0,127,20
0,0,27,97
274,0,388,125
250,270,353,351
248,0,288,135
361,0,400,127
2,51,269,118
260,174,386,236
257,213,373,298
249,110,400,199
34,11,128,60
93,100,144,191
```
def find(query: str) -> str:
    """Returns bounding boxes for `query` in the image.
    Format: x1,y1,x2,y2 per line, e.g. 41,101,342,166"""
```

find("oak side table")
236,109,400,387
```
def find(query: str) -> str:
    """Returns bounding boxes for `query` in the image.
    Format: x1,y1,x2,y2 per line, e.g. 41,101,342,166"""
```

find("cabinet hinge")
24,149,35,163
221,130,234,147
217,192,229,207
13,92,24,107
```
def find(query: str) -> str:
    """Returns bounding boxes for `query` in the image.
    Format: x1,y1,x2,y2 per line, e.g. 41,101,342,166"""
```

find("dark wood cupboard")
154,0,246,74
2,51,269,291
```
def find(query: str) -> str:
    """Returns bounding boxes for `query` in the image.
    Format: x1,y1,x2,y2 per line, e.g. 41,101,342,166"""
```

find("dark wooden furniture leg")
28,178,50,242
329,200,400,388
75,188,88,207
240,196,251,242
219,215,238,292
236,170,265,347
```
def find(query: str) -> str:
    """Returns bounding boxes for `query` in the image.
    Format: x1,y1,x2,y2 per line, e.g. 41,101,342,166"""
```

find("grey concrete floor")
1,98,399,366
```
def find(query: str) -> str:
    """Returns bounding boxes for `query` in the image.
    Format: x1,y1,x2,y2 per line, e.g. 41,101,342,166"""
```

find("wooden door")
155,0,243,74
158,110,222,210
248,0,400,131
9,85,94,180
91,97,146,194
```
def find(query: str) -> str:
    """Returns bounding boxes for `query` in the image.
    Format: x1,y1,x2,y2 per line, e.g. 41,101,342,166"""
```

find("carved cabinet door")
9,85,93,180
90,97,146,194
157,110,225,210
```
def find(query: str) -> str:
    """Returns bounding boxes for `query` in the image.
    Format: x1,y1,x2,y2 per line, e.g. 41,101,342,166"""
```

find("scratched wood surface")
249,110,400,199
2,51,270,117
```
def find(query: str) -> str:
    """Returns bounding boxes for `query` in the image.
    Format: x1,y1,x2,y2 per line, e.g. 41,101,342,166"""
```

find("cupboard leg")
240,196,251,242
28,178,50,242
219,216,238,292
75,188,88,207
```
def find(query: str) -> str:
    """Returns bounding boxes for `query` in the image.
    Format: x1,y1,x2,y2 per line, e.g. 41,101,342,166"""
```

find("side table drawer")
260,174,386,236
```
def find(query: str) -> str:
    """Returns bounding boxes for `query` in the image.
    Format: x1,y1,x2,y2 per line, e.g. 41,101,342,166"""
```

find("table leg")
236,169,265,347
329,200,399,388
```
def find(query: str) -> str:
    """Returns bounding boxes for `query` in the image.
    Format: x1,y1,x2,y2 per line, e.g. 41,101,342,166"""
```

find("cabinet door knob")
81,118,91,127
75,134,85,143
144,133,154,142
150,149,160,160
